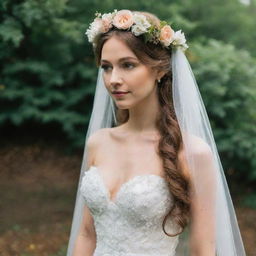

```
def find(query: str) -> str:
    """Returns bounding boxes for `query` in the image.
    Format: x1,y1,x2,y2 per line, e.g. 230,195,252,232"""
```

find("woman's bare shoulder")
178,133,213,181
86,128,111,147
85,128,112,168
182,132,212,156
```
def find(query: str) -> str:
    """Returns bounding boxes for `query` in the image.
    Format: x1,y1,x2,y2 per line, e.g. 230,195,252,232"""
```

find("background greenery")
0,0,256,196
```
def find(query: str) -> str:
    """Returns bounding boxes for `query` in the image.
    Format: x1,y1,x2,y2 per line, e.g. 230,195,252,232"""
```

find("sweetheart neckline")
88,165,167,205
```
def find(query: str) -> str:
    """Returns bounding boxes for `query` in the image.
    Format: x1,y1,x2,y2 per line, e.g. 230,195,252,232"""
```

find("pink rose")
101,18,112,32
112,10,134,29
92,17,112,33
160,25,174,47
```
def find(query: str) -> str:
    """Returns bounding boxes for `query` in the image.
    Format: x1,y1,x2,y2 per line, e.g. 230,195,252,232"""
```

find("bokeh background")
0,0,255,255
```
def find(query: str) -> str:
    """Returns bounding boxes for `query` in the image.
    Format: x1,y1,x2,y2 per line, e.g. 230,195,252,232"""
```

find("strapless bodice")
80,166,180,256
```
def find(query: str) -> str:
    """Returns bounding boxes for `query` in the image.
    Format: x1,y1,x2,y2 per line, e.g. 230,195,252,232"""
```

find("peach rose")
160,25,175,47
112,10,134,29
91,18,110,33
101,18,112,32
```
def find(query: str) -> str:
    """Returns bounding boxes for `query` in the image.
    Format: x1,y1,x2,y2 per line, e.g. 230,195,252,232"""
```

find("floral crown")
85,9,188,52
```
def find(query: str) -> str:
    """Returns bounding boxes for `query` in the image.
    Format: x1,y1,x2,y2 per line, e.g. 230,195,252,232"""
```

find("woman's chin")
116,104,129,110
114,101,131,110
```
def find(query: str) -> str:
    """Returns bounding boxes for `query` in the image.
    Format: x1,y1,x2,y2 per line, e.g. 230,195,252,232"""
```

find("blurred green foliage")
0,0,255,185
0,0,97,147
190,40,256,182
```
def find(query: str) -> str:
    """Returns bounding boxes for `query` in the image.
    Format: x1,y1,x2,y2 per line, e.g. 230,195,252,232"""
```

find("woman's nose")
110,68,122,85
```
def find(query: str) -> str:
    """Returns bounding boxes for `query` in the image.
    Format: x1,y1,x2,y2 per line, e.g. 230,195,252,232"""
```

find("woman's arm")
72,132,99,256
180,137,217,256
72,205,97,256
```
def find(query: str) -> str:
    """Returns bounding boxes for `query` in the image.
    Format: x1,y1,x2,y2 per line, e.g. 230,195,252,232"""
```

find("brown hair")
93,11,190,236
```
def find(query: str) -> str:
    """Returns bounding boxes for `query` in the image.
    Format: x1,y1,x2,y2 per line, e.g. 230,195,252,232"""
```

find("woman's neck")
125,90,160,134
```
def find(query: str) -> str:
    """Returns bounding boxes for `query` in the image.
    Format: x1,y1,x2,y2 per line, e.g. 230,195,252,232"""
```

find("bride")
67,10,245,256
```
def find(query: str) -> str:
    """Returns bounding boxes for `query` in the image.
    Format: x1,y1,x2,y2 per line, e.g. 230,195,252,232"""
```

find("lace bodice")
80,165,180,256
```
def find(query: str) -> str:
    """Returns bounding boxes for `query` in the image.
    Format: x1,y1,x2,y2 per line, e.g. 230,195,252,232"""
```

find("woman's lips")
112,92,129,98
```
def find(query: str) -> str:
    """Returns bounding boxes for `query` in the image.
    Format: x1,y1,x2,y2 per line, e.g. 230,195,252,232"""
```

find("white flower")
131,25,148,36
85,18,102,43
180,43,189,51
172,30,187,46
131,13,151,36
102,12,113,21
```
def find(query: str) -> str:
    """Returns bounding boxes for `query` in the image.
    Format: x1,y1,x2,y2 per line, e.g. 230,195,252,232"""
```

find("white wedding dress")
80,165,180,256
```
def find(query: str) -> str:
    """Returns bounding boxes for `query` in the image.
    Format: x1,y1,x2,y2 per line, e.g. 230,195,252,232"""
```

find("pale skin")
72,36,216,256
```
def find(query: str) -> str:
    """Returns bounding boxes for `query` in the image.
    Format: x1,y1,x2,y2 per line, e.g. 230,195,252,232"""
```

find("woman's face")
100,36,160,110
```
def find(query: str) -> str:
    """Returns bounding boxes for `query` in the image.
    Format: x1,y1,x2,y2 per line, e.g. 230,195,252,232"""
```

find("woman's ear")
156,70,166,81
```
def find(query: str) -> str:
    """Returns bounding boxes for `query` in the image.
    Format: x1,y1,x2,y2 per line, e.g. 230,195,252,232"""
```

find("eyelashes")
101,62,137,72
101,64,111,71
123,62,136,69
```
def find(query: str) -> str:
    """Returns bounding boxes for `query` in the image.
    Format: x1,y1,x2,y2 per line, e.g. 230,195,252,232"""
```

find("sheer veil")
66,47,246,255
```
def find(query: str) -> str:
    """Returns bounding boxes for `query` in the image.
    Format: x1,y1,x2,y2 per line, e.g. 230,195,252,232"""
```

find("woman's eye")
101,63,136,72
123,62,135,69
101,65,112,72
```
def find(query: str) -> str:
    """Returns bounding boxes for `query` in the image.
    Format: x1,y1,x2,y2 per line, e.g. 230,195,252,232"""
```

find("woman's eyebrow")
101,57,138,63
